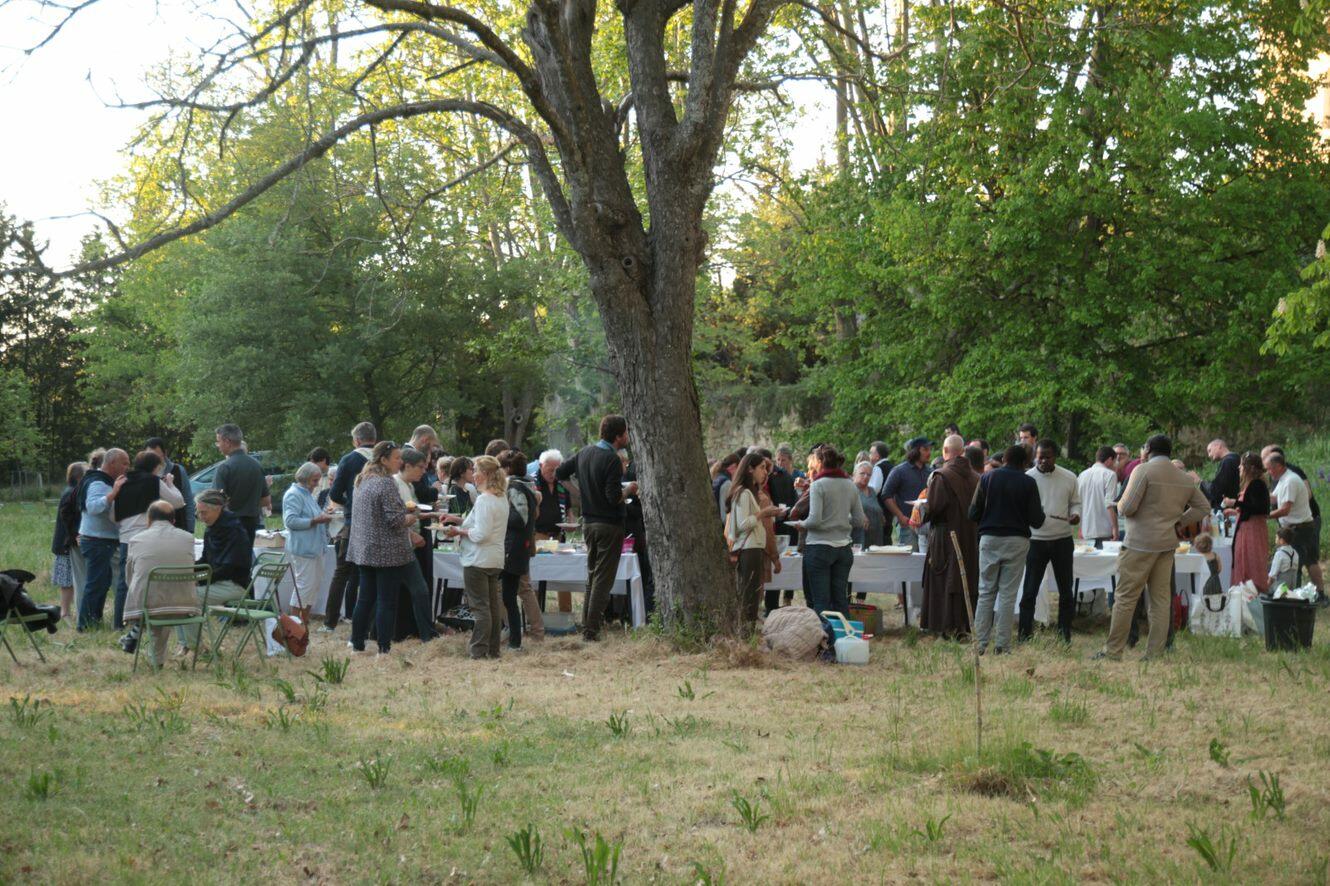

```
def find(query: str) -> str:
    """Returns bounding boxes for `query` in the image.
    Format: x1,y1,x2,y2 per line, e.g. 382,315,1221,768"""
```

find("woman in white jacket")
727,452,786,632
442,455,510,659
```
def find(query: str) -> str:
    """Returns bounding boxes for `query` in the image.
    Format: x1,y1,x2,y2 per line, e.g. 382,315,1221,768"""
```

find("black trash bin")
1259,596,1317,652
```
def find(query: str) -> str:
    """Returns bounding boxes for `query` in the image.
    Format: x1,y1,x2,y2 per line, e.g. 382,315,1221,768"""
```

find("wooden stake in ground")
950,530,982,757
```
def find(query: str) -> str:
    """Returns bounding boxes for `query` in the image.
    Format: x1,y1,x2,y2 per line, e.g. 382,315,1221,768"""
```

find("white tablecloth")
433,550,646,627
767,543,1232,625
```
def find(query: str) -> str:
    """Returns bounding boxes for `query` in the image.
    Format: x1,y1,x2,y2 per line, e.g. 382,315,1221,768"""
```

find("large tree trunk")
587,227,739,633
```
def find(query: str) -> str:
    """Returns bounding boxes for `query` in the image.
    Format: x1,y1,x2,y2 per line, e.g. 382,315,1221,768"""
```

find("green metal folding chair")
207,561,291,664
132,565,212,673
0,610,49,664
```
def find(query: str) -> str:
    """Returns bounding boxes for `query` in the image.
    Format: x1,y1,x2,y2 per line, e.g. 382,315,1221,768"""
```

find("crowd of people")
709,425,1324,658
42,413,1323,667
49,416,640,666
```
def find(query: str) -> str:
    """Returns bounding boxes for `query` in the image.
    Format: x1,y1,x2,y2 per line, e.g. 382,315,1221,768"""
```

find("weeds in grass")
491,741,511,766
730,791,770,832
424,754,470,781
263,707,298,731
480,698,515,722
690,860,727,884
1132,742,1164,768
212,660,260,699
664,714,699,736
1000,677,1034,699
1048,693,1089,725
911,813,951,843
304,686,329,712
1247,771,1286,821
952,742,1098,804
677,678,715,700
24,770,56,801
566,827,621,886
356,757,391,789
270,678,297,703
309,656,349,685
122,701,189,739
506,823,544,875
8,694,50,728
1186,823,1239,874
607,709,632,738
1209,737,1231,768
454,780,484,831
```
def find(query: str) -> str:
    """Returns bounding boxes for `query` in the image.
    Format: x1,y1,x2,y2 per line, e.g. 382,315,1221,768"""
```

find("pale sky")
0,2,834,267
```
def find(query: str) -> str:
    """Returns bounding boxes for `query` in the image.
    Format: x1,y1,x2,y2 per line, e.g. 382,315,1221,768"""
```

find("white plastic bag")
1189,589,1242,637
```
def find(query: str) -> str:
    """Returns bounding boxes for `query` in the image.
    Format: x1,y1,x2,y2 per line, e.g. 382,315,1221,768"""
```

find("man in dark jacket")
968,444,1045,654
145,437,194,531
322,421,376,631
1205,439,1240,511
556,414,636,641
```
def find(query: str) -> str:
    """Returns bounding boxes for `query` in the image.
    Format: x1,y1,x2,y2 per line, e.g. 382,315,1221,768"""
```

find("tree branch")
50,98,571,277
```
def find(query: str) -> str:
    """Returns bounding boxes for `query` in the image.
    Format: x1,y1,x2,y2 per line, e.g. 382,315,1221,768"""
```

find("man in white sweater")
1019,439,1081,643
1077,446,1120,545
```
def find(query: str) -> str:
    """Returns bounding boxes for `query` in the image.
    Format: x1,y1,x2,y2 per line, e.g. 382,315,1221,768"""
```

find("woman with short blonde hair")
442,455,509,658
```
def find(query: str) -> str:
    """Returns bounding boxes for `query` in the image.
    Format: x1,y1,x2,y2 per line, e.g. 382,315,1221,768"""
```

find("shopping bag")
1188,589,1241,638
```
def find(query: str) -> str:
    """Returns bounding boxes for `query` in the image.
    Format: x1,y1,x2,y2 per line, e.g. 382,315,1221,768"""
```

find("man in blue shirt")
882,437,933,550
77,447,130,630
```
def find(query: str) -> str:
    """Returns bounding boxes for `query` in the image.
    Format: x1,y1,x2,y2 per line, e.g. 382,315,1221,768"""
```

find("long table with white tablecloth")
766,543,1232,625
432,550,646,627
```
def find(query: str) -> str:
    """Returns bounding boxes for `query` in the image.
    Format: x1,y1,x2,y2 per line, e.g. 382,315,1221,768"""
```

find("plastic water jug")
821,611,870,665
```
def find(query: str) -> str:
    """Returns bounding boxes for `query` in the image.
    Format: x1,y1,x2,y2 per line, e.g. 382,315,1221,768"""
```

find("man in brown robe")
918,435,980,637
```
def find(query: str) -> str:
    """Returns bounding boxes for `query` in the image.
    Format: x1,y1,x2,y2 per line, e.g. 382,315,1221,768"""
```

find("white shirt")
867,460,888,495
393,474,418,507
459,491,508,569
1077,462,1118,540
1272,471,1313,527
1270,545,1301,586
1027,465,1081,541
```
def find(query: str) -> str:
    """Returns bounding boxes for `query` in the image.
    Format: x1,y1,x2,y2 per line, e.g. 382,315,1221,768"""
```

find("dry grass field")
3,501,1330,883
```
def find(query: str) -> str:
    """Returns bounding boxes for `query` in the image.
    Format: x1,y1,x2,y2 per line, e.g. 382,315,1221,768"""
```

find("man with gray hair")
211,423,270,542
322,421,377,631
77,447,130,630
119,500,197,664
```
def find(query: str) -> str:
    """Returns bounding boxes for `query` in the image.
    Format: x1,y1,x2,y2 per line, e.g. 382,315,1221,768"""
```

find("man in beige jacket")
122,501,200,667
1098,435,1211,660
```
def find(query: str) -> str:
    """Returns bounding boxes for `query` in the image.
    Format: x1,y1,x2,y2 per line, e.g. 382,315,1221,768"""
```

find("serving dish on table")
864,545,913,555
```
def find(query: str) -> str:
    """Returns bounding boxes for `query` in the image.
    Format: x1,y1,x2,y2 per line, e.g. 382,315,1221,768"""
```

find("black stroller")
0,569,61,663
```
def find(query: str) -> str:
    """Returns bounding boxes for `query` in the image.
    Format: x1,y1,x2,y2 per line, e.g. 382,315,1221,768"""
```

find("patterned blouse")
347,474,414,568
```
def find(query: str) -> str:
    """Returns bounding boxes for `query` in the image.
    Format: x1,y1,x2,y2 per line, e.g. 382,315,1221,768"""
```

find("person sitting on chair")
180,490,252,655
119,501,199,665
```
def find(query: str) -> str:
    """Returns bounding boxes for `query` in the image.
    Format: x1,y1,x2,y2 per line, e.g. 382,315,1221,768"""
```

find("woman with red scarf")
786,446,865,616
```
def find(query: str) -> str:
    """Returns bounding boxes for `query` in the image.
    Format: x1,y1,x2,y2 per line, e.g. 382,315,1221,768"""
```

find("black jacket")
556,443,626,526
198,510,253,586
329,449,369,522
969,466,1046,538
115,470,163,523
503,479,538,574
51,486,80,556
1207,452,1240,510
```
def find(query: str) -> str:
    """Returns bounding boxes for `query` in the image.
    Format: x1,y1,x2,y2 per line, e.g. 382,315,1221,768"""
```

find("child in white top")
1269,527,1301,590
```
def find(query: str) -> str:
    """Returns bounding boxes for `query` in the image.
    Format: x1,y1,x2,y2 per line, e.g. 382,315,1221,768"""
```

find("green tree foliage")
716,0,1330,457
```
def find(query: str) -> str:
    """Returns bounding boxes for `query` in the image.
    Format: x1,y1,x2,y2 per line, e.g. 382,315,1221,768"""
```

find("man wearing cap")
882,437,933,550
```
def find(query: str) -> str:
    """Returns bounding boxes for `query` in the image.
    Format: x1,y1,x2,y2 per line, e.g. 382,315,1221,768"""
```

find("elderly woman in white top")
283,462,333,613
441,455,509,659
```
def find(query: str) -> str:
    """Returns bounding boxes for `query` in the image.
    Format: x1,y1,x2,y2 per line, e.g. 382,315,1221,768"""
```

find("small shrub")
506,823,544,875
1048,694,1089,725
264,707,298,732
455,780,484,831
690,860,727,884
566,827,621,886
1209,737,1230,768
911,813,951,843
606,709,632,739
492,741,511,766
1186,823,1238,874
270,678,298,703
357,757,391,789
24,770,56,801
664,714,699,736
8,694,50,728
1247,771,1286,822
424,754,470,781
730,791,770,833
309,656,349,685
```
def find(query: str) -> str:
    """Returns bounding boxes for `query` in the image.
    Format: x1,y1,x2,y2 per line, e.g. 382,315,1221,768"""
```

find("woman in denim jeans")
787,446,864,617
